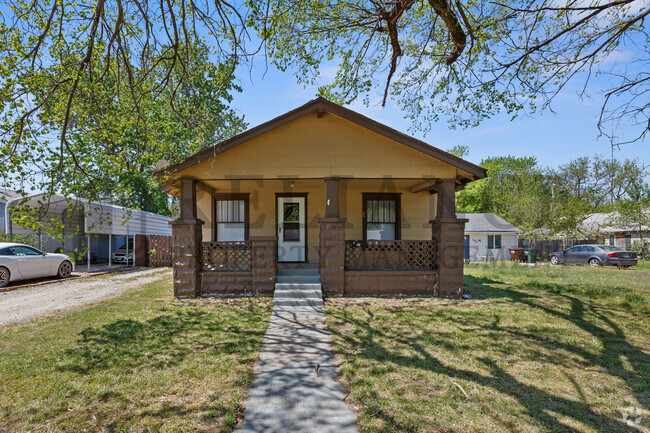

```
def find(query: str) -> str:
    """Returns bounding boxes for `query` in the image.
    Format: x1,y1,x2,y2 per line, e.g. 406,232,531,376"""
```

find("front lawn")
0,273,272,432
326,262,650,432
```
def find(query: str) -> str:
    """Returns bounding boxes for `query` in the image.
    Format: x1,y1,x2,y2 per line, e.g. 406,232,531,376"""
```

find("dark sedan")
549,244,637,267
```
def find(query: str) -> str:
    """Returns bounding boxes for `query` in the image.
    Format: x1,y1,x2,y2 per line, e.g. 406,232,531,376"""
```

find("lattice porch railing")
345,240,437,271
200,241,252,272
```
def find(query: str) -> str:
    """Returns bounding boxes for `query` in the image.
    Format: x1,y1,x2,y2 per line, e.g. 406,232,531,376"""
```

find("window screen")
215,199,246,241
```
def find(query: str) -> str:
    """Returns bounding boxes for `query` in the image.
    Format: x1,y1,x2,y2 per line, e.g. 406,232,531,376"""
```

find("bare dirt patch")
0,268,170,326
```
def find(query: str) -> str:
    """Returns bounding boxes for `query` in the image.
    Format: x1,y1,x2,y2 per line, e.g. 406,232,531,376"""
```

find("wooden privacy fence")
135,234,172,267
518,238,597,261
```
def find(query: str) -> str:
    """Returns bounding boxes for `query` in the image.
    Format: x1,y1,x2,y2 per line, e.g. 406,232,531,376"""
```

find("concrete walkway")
236,269,358,433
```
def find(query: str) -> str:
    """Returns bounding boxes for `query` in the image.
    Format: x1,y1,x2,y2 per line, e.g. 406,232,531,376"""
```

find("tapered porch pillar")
171,177,203,298
431,179,467,298
320,177,346,296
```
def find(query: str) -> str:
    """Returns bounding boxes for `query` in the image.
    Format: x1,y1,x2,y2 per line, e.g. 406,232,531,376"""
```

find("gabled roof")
457,213,522,234
582,212,650,234
158,97,487,180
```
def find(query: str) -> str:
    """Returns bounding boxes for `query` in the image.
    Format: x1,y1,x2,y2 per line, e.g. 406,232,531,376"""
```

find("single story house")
5,193,172,270
458,213,522,261
159,98,486,299
582,212,649,248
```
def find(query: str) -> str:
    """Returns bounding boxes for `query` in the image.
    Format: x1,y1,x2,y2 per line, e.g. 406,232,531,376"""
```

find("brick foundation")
344,271,438,296
201,272,254,296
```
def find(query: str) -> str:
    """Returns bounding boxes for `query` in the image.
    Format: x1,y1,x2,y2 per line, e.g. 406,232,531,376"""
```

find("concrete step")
275,275,321,284
276,267,320,277
273,282,323,307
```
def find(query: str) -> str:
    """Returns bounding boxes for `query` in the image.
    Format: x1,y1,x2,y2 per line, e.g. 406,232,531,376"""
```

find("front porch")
169,176,467,298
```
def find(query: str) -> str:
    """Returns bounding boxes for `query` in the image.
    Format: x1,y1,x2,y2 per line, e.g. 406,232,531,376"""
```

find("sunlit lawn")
0,273,272,432
326,261,650,432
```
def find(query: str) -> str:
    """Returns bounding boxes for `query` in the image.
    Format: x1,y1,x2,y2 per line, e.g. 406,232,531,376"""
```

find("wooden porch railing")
345,240,437,272
200,241,253,272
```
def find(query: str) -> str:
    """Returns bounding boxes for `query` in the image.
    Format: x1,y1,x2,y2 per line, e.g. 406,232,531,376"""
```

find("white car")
111,239,134,265
0,243,74,288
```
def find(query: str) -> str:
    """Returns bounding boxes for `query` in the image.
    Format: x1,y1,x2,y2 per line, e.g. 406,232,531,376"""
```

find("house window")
213,194,249,241
487,235,502,249
363,193,400,240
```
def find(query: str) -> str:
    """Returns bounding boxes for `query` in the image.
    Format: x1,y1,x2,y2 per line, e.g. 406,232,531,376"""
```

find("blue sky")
229,62,649,171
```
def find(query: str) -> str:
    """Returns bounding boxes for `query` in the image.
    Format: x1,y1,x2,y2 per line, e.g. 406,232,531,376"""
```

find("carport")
4,193,172,271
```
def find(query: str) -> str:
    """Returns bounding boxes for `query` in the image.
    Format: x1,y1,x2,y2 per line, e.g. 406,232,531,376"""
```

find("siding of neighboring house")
465,232,519,262
608,232,650,248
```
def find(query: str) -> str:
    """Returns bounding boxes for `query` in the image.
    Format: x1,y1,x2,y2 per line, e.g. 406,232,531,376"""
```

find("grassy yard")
0,273,272,432
326,262,650,432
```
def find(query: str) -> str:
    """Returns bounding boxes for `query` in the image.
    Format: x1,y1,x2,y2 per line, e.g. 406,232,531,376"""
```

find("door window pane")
283,203,300,222
283,222,300,242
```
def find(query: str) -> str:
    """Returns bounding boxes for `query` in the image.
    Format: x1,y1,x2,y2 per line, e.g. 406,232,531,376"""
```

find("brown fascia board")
157,97,487,180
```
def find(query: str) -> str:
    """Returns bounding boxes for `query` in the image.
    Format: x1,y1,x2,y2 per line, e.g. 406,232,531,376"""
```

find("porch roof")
158,98,486,196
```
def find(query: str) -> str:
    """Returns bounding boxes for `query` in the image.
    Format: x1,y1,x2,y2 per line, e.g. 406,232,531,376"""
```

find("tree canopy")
455,152,648,238
261,0,650,142
1,0,648,217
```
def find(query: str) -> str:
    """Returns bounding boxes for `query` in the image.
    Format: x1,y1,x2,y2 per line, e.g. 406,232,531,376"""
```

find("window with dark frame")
213,194,249,241
487,234,502,249
363,193,400,240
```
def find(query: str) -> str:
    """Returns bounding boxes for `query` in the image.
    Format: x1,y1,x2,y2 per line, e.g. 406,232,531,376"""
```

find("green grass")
325,263,650,433
0,272,272,432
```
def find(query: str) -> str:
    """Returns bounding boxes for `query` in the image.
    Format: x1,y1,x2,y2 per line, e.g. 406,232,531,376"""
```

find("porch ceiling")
162,177,465,198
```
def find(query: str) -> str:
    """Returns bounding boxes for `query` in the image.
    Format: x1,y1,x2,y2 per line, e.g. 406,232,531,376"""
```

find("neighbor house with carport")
159,98,486,299
4,193,172,270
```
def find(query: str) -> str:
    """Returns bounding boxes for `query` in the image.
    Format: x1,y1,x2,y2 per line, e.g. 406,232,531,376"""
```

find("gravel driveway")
0,268,171,326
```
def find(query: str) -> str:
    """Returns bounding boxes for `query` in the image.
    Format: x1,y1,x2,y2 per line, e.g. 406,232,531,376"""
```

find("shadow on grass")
328,275,649,432
58,303,267,374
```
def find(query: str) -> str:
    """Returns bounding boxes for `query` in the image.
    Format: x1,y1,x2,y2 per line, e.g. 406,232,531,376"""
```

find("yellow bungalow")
159,98,486,298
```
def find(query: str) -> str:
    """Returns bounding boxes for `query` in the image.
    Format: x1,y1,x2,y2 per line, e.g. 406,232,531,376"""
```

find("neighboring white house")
458,213,522,262
4,193,172,270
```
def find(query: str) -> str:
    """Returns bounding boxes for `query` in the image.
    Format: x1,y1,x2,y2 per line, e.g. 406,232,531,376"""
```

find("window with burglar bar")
363,193,401,240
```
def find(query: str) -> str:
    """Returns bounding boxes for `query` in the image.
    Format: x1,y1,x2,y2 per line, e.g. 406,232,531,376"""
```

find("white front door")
277,196,306,262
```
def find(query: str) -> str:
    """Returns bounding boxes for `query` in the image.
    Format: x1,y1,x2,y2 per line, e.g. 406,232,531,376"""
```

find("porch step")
276,267,320,277
273,284,323,308
275,274,321,284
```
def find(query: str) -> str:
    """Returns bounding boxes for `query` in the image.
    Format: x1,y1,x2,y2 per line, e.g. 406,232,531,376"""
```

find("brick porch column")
320,176,345,296
251,236,278,296
170,177,203,298
170,218,204,298
431,217,467,298
319,217,346,296
431,178,467,298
